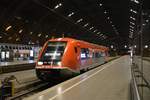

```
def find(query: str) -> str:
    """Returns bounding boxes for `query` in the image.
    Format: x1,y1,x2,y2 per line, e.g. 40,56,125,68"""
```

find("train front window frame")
39,41,67,64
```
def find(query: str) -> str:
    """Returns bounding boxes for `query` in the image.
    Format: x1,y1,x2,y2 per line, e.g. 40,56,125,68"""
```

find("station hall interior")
0,0,150,100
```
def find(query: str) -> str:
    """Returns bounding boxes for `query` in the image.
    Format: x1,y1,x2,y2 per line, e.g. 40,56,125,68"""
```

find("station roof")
0,0,150,48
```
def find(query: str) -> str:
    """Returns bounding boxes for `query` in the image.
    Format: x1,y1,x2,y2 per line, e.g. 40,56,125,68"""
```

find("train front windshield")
38,42,67,65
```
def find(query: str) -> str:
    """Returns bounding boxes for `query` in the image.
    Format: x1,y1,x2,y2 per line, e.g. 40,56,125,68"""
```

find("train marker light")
38,61,43,65
57,62,61,66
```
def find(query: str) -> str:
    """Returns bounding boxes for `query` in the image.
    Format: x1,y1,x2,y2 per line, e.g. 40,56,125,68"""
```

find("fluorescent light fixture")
110,45,114,49
144,45,148,48
130,16,136,20
5,25,12,31
54,3,62,9
129,25,134,29
68,12,74,17
89,27,94,30
142,23,146,26
130,22,135,25
124,45,127,48
19,29,23,33
83,23,89,27
93,29,97,33
104,11,107,14
45,35,48,38
38,33,42,37
131,0,139,4
76,18,83,23
97,32,100,34
130,9,137,14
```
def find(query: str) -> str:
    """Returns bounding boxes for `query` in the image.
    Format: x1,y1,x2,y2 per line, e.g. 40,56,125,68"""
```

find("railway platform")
0,60,36,74
24,56,131,100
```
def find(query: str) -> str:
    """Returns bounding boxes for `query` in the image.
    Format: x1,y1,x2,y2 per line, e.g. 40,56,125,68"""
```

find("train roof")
48,37,109,51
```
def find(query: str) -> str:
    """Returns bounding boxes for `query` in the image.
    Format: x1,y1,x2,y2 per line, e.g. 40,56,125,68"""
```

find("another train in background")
36,38,109,81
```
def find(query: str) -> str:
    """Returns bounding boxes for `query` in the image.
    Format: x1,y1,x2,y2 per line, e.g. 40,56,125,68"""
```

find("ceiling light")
100,34,103,36
83,23,89,27
59,3,62,6
45,35,48,38
89,27,94,30
16,38,20,41
134,45,137,48
99,3,102,6
68,12,74,17
130,16,136,20
54,3,62,9
76,18,83,23
131,0,139,4
144,45,148,48
110,45,114,49
129,28,134,31
146,20,149,23
130,9,137,14
124,45,127,48
129,30,133,32
142,23,146,26
130,25,134,29
104,11,107,14
97,32,101,34
130,22,135,25
30,32,33,35
5,26,12,31
93,29,97,33
38,33,42,37
19,29,23,33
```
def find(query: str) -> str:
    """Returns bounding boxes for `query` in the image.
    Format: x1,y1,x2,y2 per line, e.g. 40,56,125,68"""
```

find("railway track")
5,77,71,100
6,80,49,100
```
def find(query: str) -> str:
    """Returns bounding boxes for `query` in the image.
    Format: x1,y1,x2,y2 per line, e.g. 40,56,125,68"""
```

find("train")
35,38,109,81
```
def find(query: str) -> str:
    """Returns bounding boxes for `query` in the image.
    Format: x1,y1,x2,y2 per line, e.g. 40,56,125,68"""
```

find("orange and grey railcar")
36,38,109,80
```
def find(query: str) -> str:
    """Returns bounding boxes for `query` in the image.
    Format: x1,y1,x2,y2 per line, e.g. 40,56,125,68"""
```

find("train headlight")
38,61,43,65
57,62,61,66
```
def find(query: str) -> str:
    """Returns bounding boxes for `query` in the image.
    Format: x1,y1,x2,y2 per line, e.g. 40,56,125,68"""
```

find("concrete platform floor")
0,60,35,66
24,56,131,100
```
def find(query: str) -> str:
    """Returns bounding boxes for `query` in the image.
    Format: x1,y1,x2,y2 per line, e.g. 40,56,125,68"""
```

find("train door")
74,46,80,70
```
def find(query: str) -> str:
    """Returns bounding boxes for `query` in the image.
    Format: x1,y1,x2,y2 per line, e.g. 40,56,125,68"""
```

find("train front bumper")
35,66,79,81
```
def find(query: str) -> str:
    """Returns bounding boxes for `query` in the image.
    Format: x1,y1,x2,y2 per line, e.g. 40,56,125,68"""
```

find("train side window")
74,47,77,53
86,49,90,58
81,48,86,59
80,48,89,59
